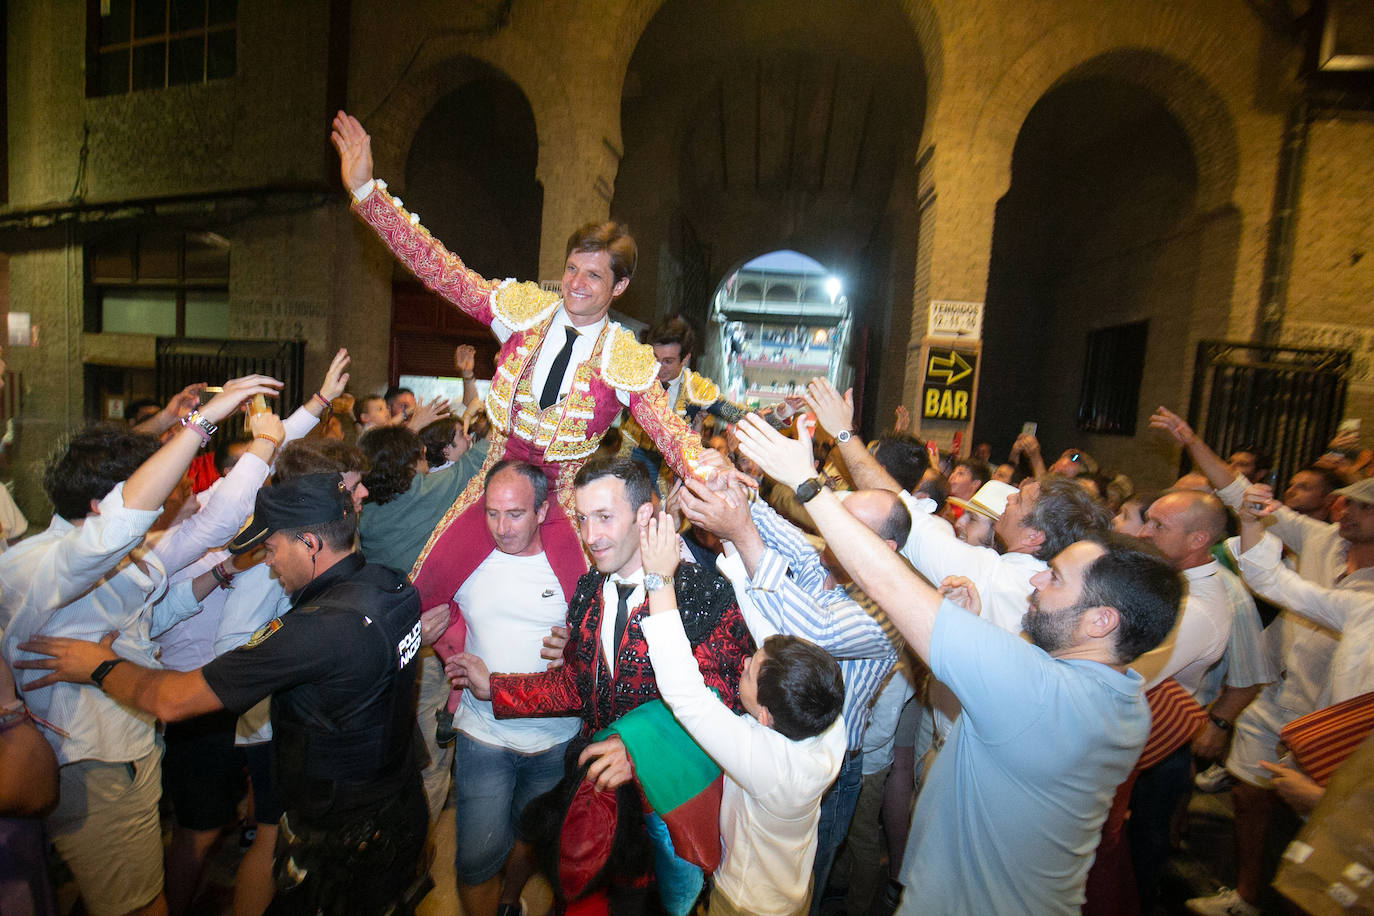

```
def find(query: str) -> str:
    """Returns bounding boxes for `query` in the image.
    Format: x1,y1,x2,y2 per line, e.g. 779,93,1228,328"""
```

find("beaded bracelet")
254,432,282,450
0,706,30,734
210,561,236,590
313,392,331,410
180,409,217,447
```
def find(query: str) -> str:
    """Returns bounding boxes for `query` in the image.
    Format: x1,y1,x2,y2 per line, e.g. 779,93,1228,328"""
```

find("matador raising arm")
331,111,731,707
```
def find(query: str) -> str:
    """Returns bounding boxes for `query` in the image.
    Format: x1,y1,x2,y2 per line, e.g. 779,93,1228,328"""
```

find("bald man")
678,479,903,912
1130,489,1272,909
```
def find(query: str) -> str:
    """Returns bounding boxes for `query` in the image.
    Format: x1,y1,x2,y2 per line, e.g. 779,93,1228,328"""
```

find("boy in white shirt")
637,511,847,916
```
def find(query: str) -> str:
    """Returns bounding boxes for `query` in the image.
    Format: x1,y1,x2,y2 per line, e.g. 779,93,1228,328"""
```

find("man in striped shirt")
680,478,904,913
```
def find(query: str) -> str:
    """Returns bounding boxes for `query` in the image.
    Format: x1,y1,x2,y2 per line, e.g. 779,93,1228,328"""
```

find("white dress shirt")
1135,561,1233,701
0,484,168,765
1234,533,1374,704
600,569,644,672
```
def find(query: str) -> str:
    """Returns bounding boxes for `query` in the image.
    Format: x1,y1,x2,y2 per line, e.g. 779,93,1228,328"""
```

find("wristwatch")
836,429,854,444
90,658,127,689
795,476,828,504
643,573,670,592
180,409,218,447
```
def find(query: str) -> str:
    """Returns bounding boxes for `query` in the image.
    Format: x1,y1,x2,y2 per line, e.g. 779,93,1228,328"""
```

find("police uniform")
203,543,426,913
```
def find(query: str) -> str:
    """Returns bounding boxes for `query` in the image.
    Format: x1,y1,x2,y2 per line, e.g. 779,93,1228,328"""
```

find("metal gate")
156,338,306,441
1185,340,1352,486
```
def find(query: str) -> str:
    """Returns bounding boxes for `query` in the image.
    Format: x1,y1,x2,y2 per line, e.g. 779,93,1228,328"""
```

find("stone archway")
977,56,1243,486
612,0,930,433
385,65,542,384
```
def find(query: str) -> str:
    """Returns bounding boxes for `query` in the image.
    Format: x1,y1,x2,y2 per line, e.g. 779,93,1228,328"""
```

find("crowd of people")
1,110,1371,916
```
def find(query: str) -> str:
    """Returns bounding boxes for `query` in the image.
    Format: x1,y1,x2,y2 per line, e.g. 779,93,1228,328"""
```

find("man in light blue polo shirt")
733,414,1184,916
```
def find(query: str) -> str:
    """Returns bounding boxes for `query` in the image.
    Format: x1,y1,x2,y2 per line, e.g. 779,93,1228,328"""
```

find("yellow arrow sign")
927,351,972,386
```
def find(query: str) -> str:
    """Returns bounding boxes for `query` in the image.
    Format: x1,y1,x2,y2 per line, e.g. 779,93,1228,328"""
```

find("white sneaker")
1185,887,1260,916
1194,763,1235,793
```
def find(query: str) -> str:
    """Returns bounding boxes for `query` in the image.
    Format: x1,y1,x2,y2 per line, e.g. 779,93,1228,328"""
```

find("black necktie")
539,326,580,410
613,582,635,661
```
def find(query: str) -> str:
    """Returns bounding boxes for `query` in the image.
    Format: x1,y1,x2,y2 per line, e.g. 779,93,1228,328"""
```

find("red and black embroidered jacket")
490,562,755,733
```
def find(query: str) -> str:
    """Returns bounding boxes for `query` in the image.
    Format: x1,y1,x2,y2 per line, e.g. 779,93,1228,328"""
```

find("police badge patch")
245,617,283,648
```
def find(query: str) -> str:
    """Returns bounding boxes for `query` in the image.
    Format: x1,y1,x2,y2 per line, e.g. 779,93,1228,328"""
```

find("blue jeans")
811,749,863,914
453,734,569,885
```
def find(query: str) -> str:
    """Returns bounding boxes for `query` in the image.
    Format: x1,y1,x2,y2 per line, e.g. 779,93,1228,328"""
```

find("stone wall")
3,0,1370,520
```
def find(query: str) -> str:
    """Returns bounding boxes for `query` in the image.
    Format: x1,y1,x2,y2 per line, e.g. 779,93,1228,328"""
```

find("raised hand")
330,111,375,194
132,382,207,435
454,345,476,379
318,348,351,402
405,395,451,431
1239,483,1280,520
1012,432,1041,458
804,378,855,438
165,383,206,422
640,512,681,584
678,476,753,543
694,447,756,492
893,404,911,434
938,575,983,616
199,375,284,425
1148,406,1195,445
247,409,286,453
735,413,817,490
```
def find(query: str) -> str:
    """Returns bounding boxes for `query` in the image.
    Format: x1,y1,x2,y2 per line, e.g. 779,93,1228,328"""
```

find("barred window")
89,0,236,97
1077,320,1149,435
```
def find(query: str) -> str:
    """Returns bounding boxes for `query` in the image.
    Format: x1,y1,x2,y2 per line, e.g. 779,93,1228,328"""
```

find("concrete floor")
50,776,1291,915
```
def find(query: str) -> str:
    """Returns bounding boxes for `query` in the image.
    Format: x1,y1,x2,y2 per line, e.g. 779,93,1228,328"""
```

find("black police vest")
272,564,423,826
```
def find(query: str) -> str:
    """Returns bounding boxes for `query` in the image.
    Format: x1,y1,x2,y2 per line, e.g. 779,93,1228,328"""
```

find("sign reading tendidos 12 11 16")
927,300,983,340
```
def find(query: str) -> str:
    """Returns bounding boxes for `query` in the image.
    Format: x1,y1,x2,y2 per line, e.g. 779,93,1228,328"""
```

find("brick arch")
967,27,1242,214
606,0,946,148
1045,50,1239,212
357,53,550,196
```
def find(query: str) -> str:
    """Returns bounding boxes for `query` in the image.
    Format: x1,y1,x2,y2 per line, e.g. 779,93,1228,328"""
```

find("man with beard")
733,414,1183,915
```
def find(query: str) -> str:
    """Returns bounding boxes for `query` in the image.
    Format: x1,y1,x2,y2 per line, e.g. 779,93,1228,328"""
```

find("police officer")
18,473,429,915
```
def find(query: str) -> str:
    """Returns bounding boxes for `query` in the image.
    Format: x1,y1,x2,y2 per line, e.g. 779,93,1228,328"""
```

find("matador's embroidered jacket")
351,180,711,614
618,368,747,494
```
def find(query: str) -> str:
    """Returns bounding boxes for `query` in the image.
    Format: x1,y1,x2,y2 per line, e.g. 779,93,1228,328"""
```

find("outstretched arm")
628,383,712,481
455,345,480,409
15,633,223,722
132,383,206,436
805,378,903,493
124,374,282,512
736,415,944,662
336,111,502,327
1149,406,1237,490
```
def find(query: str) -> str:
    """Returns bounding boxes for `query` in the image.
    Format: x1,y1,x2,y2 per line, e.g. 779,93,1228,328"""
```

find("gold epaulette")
683,370,721,406
600,324,659,392
491,280,561,331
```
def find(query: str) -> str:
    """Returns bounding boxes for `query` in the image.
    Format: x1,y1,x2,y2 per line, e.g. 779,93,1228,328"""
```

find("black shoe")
435,710,457,748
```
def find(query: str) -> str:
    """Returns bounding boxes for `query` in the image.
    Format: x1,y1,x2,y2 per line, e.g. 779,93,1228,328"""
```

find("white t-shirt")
454,550,580,752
